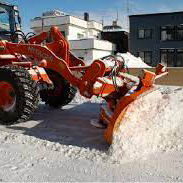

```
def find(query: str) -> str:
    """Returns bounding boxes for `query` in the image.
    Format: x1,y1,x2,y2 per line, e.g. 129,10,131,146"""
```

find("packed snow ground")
0,86,183,181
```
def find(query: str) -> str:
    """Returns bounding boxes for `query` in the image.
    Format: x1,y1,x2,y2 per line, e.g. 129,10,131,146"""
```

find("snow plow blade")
103,65,168,144
104,86,154,144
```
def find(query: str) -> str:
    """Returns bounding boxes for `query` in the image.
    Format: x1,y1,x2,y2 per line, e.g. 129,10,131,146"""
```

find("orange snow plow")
104,68,166,144
0,26,168,144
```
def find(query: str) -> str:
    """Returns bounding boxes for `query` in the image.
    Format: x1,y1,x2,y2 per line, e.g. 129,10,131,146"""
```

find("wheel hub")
48,73,63,96
0,81,16,112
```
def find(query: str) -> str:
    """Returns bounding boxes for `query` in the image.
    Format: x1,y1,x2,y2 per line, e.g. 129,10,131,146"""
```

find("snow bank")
0,131,108,163
117,52,152,68
109,86,183,163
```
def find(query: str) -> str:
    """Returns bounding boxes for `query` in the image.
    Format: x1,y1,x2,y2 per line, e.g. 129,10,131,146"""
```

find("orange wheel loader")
0,26,168,144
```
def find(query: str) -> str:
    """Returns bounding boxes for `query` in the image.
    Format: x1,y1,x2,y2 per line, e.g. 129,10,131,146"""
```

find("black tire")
0,65,39,124
40,70,77,108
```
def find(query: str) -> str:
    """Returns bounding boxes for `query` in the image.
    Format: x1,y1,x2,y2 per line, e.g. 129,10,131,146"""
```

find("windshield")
0,6,10,32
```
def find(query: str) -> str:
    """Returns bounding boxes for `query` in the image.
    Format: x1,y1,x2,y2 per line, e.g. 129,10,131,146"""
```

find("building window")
138,29,153,39
77,33,84,39
176,25,183,40
176,49,183,67
161,49,183,67
161,25,183,41
0,7,10,32
160,49,175,66
161,26,175,41
138,51,152,65
138,29,144,39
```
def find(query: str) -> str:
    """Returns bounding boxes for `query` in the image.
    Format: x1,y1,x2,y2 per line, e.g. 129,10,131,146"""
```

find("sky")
4,0,183,32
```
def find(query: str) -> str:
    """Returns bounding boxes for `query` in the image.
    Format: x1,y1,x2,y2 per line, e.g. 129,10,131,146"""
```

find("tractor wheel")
0,65,39,124
40,70,77,108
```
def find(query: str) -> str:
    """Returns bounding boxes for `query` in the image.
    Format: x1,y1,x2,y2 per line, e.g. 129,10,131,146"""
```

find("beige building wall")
128,67,183,86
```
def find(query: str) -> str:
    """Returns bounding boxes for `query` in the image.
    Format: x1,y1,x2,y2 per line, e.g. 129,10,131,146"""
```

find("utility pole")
101,16,104,26
116,11,118,22
41,17,44,31
127,0,130,31
127,0,130,51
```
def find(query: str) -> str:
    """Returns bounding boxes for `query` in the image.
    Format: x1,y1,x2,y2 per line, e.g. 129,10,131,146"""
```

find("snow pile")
109,87,183,163
117,52,151,68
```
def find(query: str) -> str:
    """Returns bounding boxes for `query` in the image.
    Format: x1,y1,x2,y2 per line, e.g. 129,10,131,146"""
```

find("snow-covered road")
0,86,183,181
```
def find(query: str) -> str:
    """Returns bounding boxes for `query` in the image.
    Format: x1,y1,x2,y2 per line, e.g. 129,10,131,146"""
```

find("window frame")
160,49,178,67
161,25,183,41
137,51,152,65
138,29,153,39
77,33,84,39
176,25,183,41
161,26,175,41
176,49,183,67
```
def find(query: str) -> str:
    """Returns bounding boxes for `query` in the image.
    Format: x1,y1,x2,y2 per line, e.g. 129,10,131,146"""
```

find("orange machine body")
0,26,168,144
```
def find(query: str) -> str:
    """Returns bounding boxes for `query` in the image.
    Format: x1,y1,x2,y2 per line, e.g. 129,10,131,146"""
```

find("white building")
70,39,115,64
30,10,116,65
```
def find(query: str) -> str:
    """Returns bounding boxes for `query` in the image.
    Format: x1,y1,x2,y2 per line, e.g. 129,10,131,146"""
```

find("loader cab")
0,2,21,43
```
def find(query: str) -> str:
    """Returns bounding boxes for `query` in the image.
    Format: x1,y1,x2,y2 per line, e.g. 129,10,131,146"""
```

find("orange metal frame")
1,27,124,98
0,26,168,144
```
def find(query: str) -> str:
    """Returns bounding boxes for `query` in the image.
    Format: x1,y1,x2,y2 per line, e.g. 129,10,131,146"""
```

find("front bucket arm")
6,42,81,86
